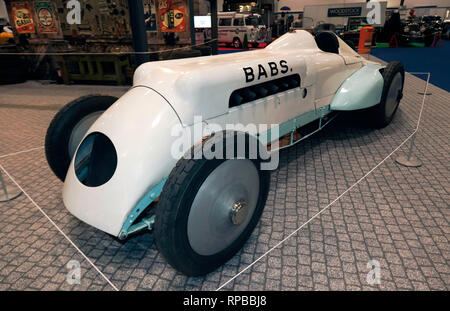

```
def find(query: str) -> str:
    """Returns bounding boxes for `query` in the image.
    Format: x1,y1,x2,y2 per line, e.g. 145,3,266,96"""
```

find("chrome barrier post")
395,133,422,167
396,72,430,168
0,170,22,202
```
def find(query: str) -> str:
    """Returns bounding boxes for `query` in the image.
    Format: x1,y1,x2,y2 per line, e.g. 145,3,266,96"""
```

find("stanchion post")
395,133,422,167
395,72,430,168
0,170,22,202
0,172,8,198
418,86,432,96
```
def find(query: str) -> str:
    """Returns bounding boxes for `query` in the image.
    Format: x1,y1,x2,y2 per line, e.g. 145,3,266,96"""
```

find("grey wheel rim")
187,159,260,256
385,72,403,118
233,39,240,48
68,111,104,159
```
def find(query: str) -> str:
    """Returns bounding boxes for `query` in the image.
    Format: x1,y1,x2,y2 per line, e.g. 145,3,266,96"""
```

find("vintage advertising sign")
35,1,58,34
328,7,362,17
144,0,157,32
11,1,36,34
158,0,186,32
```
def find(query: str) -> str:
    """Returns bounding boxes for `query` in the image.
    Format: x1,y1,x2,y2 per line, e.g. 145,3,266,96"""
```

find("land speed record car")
45,30,404,276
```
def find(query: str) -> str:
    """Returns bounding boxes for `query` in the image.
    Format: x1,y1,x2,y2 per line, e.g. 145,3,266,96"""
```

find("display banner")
35,1,58,34
11,1,36,34
328,7,362,17
158,0,186,32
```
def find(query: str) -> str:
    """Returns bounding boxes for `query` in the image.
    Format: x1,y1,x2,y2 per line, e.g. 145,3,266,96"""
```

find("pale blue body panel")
118,178,167,239
330,64,385,111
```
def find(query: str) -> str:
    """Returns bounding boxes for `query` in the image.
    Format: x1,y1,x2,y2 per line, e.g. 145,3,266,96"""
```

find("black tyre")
154,132,270,276
373,61,404,128
45,95,117,181
233,37,242,49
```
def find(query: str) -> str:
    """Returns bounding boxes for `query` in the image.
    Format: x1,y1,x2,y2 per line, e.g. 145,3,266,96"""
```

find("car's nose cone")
63,87,182,236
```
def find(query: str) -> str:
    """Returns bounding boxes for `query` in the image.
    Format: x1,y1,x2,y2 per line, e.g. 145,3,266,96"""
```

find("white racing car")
45,30,404,276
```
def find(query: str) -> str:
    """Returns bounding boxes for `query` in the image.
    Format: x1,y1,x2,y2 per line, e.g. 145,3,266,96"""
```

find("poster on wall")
158,0,186,32
35,1,58,34
144,0,157,32
11,1,36,34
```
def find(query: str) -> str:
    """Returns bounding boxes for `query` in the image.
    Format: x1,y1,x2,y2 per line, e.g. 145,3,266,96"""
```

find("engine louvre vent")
229,74,301,108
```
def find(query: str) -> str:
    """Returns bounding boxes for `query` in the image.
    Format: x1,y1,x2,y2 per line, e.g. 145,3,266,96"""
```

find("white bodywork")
63,30,382,237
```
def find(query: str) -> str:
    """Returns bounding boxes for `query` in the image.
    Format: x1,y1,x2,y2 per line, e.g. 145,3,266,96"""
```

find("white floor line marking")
0,163,119,291
216,72,430,291
0,147,44,159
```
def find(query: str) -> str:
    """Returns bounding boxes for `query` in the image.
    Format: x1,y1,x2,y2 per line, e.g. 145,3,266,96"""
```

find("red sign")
158,0,186,32
11,1,36,34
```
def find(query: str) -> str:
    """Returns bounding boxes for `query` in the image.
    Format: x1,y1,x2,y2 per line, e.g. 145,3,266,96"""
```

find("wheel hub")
230,201,249,225
187,159,260,256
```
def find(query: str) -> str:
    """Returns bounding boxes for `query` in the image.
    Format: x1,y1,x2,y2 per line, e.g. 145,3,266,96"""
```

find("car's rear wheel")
373,61,404,128
45,95,117,181
154,133,270,276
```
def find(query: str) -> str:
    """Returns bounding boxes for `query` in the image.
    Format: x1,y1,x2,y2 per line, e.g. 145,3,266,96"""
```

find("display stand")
396,72,430,168
0,170,22,202
418,74,432,95
395,134,422,167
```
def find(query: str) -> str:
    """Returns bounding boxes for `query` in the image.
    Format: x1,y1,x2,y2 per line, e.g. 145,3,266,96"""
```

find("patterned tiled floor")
0,62,448,291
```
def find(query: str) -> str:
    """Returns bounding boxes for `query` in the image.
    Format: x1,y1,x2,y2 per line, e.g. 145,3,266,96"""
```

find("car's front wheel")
373,61,404,128
154,133,270,276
